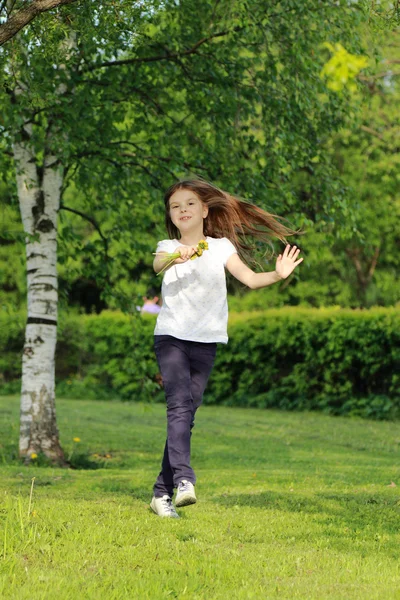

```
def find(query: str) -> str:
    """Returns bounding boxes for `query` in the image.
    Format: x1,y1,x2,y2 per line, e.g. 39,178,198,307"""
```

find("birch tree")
0,0,368,463
10,31,78,463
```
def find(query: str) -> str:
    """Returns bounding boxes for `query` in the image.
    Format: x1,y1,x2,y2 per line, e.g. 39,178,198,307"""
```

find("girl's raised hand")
275,244,303,280
174,245,198,264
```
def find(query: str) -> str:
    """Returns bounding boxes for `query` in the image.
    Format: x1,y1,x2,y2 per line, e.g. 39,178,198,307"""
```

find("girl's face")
168,188,208,233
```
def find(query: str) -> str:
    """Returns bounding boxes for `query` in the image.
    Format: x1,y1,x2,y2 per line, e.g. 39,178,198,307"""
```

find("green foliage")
0,311,25,391
314,25,400,308
208,308,400,419
1,2,398,312
0,0,375,313
55,310,161,401
319,42,369,93
1,308,399,419
0,183,26,311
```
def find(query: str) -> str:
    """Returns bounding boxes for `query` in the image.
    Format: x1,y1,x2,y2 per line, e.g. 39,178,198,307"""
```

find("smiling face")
168,188,208,234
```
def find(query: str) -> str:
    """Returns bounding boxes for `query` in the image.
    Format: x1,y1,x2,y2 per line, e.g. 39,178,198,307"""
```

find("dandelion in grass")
31,453,38,460
68,437,81,463
153,239,209,276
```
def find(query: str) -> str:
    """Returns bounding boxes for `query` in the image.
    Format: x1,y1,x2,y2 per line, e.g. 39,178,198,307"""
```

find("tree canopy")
1,0,380,313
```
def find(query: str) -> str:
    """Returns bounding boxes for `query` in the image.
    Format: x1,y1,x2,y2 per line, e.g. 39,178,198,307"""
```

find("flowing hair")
163,177,304,266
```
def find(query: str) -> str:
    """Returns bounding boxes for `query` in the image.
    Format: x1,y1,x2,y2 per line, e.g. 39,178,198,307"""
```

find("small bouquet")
153,239,209,276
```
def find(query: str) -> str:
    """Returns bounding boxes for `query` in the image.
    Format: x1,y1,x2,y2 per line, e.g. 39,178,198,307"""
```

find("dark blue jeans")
153,335,217,498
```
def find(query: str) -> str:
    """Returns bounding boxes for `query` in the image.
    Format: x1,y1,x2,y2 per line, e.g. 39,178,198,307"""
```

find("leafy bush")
55,310,161,402
0,310,162,403
1,307,399,419
207,307,400,419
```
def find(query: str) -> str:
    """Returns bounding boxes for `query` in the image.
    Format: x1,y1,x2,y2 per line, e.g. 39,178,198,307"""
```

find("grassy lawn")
0,394,399,599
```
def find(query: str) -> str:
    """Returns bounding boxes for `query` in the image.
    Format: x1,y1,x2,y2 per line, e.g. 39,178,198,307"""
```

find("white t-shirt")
154,236,238,344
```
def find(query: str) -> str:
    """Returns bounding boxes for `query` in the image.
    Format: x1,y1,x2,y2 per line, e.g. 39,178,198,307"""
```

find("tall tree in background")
334,28,400,306
0,0,370,462
278,16,400,309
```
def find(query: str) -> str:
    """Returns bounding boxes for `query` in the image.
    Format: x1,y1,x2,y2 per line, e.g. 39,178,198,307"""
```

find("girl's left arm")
226,244,303,290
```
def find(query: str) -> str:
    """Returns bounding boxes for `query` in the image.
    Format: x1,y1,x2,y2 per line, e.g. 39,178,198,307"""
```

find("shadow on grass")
93,478,151,501
6,474,155,504
0,441,108,470
213,490,400,537
68,452,106,470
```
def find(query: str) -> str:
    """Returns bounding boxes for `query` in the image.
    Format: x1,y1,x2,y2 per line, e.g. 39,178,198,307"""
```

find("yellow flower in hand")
190,239,208,260
153,239,209,274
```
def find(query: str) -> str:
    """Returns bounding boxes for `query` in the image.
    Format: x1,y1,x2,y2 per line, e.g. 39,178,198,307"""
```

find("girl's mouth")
180,216,191,221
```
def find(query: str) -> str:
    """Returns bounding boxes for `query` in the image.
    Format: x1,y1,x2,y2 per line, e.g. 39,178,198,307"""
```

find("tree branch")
367,246,380,281
360,125,387,142
86,26,246,72
0,0,80,46
59,203,105,238
0,0,8,15
346,245,381,291
108,142,209,172
58,203,115,295
59,204,109,259
345,248,366,287
358,70,400,81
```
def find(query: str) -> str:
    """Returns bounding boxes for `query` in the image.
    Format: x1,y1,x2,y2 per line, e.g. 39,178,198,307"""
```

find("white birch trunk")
14,126,65,463
12,29,77,464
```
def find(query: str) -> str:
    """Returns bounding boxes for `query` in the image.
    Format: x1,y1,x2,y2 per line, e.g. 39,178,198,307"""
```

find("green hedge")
1,308,399,419
0,311,160,401
208,308,400,420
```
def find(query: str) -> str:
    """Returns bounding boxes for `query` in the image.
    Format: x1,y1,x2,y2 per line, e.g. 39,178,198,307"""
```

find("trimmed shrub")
0,310,161,402
1,307,399,419
207,308,400,419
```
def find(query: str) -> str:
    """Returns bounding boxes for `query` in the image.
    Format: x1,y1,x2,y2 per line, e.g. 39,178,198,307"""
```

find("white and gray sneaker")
150,495,180,518
175,480,197,507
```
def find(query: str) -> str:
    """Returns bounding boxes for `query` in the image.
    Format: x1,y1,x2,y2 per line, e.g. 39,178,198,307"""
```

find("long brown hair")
163,177,304,265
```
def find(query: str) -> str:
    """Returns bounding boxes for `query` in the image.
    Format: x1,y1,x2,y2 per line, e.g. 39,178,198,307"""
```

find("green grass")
1,395,400,599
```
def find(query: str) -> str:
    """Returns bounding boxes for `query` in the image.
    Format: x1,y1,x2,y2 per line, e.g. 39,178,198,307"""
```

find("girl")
150,178,303,518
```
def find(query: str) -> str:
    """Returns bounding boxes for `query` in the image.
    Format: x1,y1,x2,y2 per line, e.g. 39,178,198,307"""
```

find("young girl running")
150,178,303,518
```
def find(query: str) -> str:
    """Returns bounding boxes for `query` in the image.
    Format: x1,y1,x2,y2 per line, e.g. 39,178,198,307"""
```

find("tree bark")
0,0,80,46
14,123,66,464
345,246,380,307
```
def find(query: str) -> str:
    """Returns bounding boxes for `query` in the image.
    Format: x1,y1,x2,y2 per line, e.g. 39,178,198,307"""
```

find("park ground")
0,395,399,599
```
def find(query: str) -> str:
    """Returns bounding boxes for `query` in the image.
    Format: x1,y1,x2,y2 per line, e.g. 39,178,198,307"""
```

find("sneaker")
150,495,180,518
175,480,197,507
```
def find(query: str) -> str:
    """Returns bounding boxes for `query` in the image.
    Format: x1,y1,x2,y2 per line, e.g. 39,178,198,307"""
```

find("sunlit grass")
0,395,399,599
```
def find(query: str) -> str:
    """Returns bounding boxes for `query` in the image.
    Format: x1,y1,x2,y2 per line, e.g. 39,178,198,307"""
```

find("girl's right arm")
153,246,198,274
